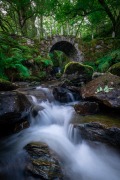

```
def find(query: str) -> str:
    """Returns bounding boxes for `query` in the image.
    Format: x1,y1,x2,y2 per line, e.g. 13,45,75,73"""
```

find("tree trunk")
98,0,116,36
30,16,37,38
40,15,44,39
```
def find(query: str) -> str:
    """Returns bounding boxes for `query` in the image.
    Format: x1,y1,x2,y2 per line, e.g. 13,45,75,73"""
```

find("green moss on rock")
64,62,93,80
108,62,120,76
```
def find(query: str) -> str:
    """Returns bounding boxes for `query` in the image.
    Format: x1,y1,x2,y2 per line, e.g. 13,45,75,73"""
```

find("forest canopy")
0,0,120,39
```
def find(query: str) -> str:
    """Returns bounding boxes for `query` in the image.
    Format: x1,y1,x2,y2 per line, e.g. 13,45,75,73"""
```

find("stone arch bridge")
39,36,84,62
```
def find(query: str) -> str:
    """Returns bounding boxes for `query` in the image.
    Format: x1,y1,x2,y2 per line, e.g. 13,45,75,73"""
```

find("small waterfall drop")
67,92,75,102
67,124,81,144
36,86,50,93
0,86,120,180
30,95,38,104
36,86,54,101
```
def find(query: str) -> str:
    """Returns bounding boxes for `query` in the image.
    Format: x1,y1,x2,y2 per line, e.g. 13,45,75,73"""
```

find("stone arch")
49,36,84,62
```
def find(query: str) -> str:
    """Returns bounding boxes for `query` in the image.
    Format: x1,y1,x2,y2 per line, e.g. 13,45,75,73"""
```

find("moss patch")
108,62,120,76
64,62,93,80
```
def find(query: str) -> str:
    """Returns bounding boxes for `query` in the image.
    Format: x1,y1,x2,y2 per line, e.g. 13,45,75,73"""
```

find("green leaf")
104,85,109,92
97,87,103,92
104,85,114,93
41,59,53,66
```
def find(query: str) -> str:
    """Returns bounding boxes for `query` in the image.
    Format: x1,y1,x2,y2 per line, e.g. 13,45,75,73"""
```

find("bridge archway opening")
49,41,78,61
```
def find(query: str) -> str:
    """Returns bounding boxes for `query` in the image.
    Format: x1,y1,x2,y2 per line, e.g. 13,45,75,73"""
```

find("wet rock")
0,91,32,136
53,86,80,103
17,87,53,103
108,62,120,77
74,101,99,115
63,62,93,86
31,105,44,117
0,91,31,124
14,82,33,88
0,78,18,91
66,86,81,100
75,122,120,148
14,120,29,133
81,73,120,109
25,142,63,180
62,74,86,87
92,72,104,79
53,87,70,103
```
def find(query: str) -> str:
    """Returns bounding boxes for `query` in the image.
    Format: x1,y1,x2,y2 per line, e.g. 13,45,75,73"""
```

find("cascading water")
67,92,75,102
67,124,81,144
0,86,120,180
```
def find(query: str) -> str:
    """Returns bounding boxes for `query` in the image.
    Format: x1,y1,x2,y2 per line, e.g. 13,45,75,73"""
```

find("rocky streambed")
0,72,120,179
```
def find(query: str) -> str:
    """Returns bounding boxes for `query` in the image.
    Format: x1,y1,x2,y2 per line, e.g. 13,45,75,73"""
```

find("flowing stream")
0,86,120,180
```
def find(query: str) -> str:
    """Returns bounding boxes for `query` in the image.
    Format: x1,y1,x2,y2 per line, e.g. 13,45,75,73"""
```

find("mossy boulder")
108,62,120,76
0,78,18,91
64,62,93,74
63,62,93,85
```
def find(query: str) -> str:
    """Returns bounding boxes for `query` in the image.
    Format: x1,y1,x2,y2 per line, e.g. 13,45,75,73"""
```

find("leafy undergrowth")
0,33,53,81
84,49,120,72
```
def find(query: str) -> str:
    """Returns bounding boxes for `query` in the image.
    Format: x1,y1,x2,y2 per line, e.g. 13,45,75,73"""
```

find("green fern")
84,49,120,73
0,34,31,80
34,56,42,63
0,48,29,80
15,64,29,77
97,49,120,72
41,59,53,66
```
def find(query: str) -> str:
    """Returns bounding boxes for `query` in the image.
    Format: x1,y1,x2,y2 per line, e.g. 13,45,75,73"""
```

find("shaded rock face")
62,73,86,87
92,72,104,79
24,89,48,103
108,62,120,77
53,87,70,103
81,73,120,109
0,79,18,91
0,91,32,136
74,101,99,115
53,86,80,103
17,86,54,103
63,62,93,86
31,105,44,117
75,122,120,148
25,142,63,180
